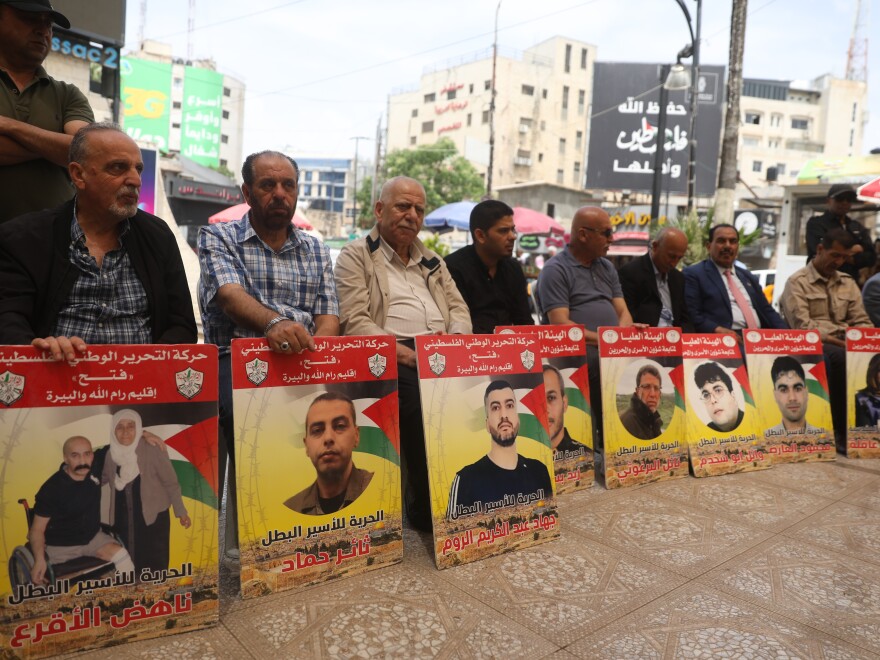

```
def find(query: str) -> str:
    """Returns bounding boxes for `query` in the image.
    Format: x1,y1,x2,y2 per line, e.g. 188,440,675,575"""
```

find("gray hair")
69,122,125,164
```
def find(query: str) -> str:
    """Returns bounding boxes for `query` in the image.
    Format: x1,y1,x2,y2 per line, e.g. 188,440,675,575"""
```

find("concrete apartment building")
297,157,354,238
387,36,597,192
737,75,867,189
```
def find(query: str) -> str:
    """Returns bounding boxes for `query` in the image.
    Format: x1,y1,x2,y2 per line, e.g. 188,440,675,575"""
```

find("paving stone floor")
65,455,880,659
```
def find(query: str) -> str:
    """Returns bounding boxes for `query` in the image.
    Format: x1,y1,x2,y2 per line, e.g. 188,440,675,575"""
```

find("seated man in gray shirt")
535,206,641,449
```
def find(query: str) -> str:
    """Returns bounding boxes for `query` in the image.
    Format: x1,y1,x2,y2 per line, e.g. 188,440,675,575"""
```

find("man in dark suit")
683,224,786,335
619,227,693,331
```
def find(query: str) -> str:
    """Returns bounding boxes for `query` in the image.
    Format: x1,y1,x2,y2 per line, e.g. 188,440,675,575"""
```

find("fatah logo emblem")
428,352,446,376
245,358,269,386
520,349,535,370
0,371,24,406
368,353,387,378
175,368,204,399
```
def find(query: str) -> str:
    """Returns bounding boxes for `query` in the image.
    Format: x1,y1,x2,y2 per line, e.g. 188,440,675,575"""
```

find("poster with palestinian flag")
845,327,880,459
681,334,771,477
0,345,219,659
743,329,834,463
416,334,558,569
231,337,401,597
495,324,594,494
598,326,688,489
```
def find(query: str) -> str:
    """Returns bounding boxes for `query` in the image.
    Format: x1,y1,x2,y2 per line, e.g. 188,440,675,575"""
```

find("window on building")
220,159,227,168
770,113,782,127
575,130,583,150
562,86,569,109
542,89,548,99
564,43,572,73
221,134,228,144
447,89,457,100
223,86,231,97
172,122,180,129
469,83,474,94
411,108,418,118
852,102,858,122
222,110,229,119
578,89,585,115
743,137,759,147
172,101,181,109
482,110,490,124
752,160,762,172
547,202,556,217
467,113,472,126
521,84,535,96
744,112,761,125
538,153,544,163
424,92,436,103
173,77,183,89
519,117,533,132
422,120,434,133
791,117,809,130
410,136,417,146
540,120,546,130
768,138,780,149
556,169,564,184
573,161,581,182
580,48,588,69
850,128,854,148
776,163,786,175
559,138,566,154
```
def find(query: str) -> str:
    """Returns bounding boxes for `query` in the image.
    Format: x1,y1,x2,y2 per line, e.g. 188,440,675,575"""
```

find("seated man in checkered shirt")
0,122,197,357
197,149,339,557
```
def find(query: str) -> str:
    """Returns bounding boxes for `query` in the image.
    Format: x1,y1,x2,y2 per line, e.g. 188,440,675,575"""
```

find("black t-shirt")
33,467,101,546
447,454,552,520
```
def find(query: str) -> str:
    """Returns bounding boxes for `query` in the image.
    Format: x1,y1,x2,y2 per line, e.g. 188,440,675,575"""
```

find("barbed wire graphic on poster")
416,334,559,569
0,345,219,658
231,337,401,597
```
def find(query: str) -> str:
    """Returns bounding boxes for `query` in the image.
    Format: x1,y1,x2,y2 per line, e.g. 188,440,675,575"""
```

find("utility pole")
715,0,748,226
351,136,369,232
486,0,501,197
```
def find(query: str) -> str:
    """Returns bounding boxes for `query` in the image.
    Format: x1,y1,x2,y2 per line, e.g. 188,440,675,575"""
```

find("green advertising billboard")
181,66,224,167
120,57,172,151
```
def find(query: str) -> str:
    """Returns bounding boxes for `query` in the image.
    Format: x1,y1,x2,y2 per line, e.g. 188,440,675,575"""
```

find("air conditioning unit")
514,157,532,166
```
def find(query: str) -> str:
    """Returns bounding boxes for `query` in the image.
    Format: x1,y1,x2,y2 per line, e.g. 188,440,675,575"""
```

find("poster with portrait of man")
845,328,880,459
0,345,219,658
496,324,594,494
231,337,401,598
744,330,835,463
417,334,559,569
598,326,688,489
682,334,771,477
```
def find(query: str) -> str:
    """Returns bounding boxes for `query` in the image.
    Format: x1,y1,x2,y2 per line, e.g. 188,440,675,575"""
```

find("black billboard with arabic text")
586,62,725,196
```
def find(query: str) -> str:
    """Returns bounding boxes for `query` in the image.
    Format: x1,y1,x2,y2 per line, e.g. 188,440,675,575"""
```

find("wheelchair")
8,498,124,592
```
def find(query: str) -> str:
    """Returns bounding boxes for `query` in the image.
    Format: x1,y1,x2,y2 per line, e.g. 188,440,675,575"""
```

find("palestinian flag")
517,385,551,448
805,360,830,402
667,364,687,411
356,392,400,466
566,364,592,417
157,418,220,510
732,364,756,407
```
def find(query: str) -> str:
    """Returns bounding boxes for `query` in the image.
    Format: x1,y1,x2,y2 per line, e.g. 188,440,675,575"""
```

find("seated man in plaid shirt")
0,122,197,357
198,149,339,557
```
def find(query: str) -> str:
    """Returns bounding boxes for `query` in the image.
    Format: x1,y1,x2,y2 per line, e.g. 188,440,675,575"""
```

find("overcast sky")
128,0,879,164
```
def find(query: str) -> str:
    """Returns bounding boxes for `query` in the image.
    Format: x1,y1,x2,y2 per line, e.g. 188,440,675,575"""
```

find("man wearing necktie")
683,224,787,335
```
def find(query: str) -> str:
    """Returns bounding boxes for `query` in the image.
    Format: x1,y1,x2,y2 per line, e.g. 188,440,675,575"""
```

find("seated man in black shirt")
446,380,552,520
29,436,134,584
445,200,533,334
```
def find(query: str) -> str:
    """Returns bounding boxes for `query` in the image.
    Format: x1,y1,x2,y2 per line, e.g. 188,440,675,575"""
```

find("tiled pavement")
66,456,880,659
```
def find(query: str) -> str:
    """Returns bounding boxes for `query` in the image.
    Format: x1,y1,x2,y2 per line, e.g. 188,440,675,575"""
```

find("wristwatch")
264,315,287,336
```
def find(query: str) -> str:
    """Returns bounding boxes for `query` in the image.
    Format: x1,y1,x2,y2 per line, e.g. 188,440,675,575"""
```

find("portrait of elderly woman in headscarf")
97,409,191,576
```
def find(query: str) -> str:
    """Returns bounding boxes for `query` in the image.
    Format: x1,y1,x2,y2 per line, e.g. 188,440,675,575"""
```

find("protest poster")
496,325,593,493
598,326,688,488
681,334,771,477
0,345,219,658
232,337,402,598
845,328,880,459
743,329,834,463
417,334,559,569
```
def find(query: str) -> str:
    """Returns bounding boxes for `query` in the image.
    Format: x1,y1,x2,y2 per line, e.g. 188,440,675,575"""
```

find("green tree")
422,234,450,257
383,138,484,212
355,175,374,229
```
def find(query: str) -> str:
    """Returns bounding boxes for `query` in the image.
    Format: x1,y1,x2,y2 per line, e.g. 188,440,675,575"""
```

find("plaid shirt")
53,214,152,344
198,213,338,351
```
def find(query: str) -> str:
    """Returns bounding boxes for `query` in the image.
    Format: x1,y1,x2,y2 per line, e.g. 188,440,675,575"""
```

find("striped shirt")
198,213,338,351
53,214,151,344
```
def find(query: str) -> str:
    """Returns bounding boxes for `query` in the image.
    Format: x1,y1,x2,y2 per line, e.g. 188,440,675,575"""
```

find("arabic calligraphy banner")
180,66,223,167
0,345,219,658
230,337,402,598
743,330,835,463
496,325,594,494
681,334,771,477
845,328,880,459
586,62,725,196
416,334,559,569
597,327,688,488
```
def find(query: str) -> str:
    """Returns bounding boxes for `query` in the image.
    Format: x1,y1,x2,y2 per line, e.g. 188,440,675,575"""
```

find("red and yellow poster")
232,337,402,597
416,334,559,569
598,327,688,488
0,345,219,658
846,327,880,459
743,330,834,463
682,334,771,476
496,325,593,494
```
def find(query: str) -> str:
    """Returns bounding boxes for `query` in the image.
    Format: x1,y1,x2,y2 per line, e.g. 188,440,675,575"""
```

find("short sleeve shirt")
33,468,101,546
535,248,622,330
0,66,94,223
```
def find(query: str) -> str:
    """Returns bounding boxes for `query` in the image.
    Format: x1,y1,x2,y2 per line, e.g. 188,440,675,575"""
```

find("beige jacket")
334,226,471,337
780,262,871,340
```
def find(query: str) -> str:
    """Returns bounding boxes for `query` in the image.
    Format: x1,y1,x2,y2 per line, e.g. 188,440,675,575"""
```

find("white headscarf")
110,409,142,490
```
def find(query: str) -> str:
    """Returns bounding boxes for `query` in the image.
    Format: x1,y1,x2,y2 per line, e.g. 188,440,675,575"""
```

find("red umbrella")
207,202,314,230
512,207,565,235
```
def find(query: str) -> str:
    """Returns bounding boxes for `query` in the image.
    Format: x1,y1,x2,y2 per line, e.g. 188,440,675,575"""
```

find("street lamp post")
650,64,671,227
671,0,702,213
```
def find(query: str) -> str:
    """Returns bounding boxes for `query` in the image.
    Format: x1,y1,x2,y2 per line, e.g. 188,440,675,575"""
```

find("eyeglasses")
638,384,661,393
583,226,613,238
699,385,729,402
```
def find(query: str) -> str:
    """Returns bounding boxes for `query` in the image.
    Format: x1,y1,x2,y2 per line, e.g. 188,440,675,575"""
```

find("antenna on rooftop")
137,0,147,49
845,0,868,81
187,0,197,60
